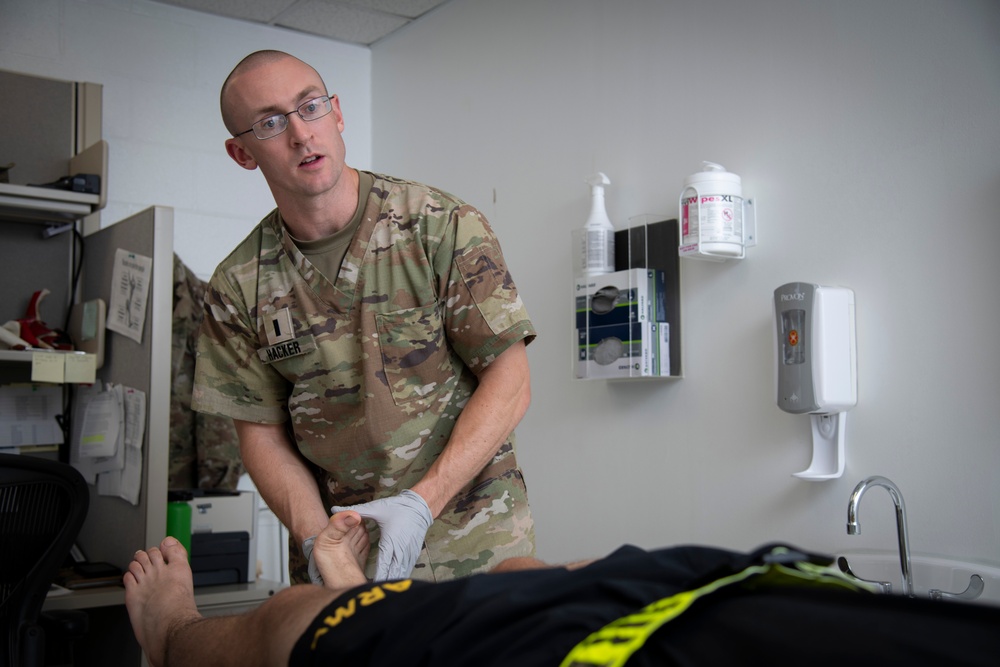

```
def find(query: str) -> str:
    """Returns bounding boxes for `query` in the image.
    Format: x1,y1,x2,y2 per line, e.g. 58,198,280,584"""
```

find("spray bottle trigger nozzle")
586,172,611,188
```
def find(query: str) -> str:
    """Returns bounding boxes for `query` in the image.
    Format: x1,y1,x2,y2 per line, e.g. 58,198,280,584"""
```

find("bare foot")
312,511,370,589
123,537,202,667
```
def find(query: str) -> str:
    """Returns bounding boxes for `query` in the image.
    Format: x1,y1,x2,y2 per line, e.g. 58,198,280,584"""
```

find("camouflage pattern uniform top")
193,172,537,582
170,253,244,491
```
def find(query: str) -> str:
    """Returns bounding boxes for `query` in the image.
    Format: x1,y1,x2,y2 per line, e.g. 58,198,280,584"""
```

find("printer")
176,489,258,587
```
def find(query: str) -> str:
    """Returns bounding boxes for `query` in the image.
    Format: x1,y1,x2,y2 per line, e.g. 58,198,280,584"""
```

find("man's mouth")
300,155,321,166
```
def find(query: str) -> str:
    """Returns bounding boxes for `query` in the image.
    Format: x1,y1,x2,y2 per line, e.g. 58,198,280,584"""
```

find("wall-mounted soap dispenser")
774,282,857,480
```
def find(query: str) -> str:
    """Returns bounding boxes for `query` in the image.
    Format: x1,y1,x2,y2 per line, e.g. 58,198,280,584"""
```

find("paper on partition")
0,384,64,449
97,386,144,505
77,385,121,459
71,382,124,481
106,247,151,344
70,381,145,504
70,383,101,483
121,443,143,505
86,386,125,476
98,443,142,505
123,386,146,450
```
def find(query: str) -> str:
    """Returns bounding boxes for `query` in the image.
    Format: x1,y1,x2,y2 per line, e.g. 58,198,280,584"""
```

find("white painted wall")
3,0,998,577
371,0,1000,567
0,0,371,281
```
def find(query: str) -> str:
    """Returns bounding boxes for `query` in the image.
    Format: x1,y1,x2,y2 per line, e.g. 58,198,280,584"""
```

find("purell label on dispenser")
681,192,743,246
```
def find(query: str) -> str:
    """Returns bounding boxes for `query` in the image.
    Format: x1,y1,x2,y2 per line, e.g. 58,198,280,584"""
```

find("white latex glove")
301,536,324,585
332,489,432,581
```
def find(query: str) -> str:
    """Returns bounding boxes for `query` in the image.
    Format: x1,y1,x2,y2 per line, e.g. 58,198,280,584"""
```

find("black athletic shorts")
289,543,1000,666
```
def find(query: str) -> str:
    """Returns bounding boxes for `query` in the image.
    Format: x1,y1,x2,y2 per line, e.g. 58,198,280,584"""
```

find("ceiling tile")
153,0,298,24
276,0,410,45
335,0,450,21
148,0,451,45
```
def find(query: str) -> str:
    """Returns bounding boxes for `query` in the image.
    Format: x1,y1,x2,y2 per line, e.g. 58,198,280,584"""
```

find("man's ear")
225,138,258,170
330,94,346,133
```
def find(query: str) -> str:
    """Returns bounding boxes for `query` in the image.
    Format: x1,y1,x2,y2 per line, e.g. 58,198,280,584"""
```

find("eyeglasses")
233,95,334,140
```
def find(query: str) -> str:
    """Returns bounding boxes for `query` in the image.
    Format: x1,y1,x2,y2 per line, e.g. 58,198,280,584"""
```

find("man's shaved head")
220,50,327,135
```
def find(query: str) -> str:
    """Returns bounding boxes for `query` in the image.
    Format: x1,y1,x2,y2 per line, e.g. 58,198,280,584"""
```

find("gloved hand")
301,536,324,586
332,489,432,581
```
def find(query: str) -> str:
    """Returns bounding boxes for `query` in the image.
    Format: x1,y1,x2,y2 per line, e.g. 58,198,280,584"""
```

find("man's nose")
285,113,313,143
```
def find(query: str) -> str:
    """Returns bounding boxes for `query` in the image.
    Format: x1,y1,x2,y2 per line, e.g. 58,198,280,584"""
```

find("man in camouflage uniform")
192,50,536,584
170,253,244,491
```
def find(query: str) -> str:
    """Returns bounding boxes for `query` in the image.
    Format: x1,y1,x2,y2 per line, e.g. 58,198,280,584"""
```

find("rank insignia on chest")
264,308,297,345
258,334,317,363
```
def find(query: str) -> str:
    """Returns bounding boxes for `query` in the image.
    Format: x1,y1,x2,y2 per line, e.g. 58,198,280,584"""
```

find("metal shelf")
0,349,96,384
0,182,99,223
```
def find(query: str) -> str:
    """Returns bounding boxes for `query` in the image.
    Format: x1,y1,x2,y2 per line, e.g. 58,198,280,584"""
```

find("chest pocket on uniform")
376,302,454,406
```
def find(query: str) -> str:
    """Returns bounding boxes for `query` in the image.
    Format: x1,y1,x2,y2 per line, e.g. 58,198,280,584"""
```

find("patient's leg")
489,556,551,572
122,537,202,667
124,530,357,667
491,555,597,573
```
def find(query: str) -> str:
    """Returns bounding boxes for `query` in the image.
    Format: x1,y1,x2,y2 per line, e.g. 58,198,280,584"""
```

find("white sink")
836,551,1000,606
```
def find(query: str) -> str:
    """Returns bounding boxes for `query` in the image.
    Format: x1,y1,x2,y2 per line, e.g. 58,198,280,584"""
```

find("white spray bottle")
581,172,615,275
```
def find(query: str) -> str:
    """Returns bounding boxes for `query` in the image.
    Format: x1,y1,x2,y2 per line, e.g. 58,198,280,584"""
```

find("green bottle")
166,490,193,558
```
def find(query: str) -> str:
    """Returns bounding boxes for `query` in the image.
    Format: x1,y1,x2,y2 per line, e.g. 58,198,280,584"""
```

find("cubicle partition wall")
75,206,174,565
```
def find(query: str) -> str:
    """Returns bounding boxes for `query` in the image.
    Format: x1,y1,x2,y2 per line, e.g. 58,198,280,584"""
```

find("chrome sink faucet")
847,476,915,597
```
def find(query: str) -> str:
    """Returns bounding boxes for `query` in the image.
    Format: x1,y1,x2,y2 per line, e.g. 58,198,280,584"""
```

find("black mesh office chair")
0,453,89,667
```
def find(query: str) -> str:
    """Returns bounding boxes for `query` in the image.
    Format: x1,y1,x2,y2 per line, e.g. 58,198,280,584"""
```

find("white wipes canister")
679,162,743,257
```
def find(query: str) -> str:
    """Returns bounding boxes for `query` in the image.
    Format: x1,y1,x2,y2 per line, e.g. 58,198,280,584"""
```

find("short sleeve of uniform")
192,255,290,424
438,204,536,373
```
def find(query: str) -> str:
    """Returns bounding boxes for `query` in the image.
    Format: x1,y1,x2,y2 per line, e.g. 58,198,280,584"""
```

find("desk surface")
42,578,286,612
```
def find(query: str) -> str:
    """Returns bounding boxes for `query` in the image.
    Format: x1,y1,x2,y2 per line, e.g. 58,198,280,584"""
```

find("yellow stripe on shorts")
560,549,874,667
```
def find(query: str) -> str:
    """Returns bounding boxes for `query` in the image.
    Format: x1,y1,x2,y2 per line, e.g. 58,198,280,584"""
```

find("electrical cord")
62,226,85,333
56,226,85,462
